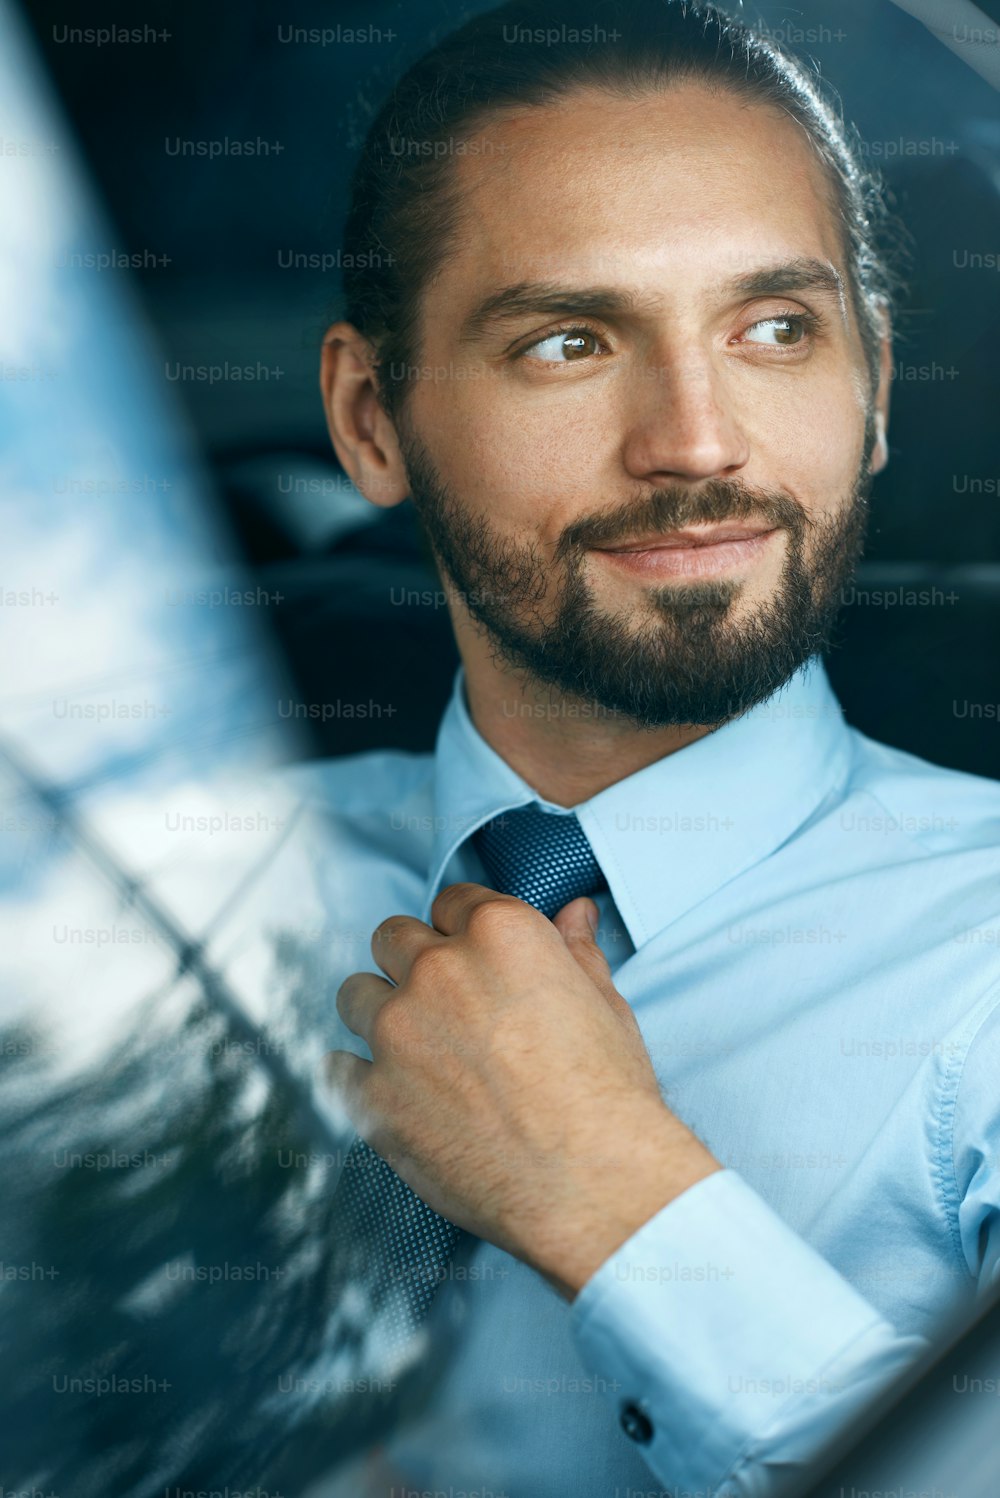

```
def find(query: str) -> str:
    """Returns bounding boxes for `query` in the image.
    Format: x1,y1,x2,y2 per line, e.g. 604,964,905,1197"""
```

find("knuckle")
370,993,403,1049
408,942,450,985
430,884,458,920
372,914,408,947
334,972,361,1022
465,895,521,939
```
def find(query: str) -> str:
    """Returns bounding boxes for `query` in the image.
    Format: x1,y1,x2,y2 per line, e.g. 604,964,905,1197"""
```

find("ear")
320,321,410,509
868,304,892,476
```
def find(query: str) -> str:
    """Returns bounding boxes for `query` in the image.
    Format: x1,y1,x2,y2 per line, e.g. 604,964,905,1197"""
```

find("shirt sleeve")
953,989,1000,1297
568,1167,929,1498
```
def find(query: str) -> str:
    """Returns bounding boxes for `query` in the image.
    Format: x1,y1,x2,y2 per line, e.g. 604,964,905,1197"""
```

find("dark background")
21,0,1000,775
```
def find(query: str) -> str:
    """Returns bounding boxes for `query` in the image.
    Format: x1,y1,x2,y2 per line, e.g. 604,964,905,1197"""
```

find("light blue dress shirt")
287,653,1000,1498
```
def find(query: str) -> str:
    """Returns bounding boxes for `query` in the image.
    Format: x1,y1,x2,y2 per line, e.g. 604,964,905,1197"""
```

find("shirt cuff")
568,1167,927,1497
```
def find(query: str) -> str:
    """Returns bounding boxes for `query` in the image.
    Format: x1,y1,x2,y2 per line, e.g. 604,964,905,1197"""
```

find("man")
299,1,1000,1493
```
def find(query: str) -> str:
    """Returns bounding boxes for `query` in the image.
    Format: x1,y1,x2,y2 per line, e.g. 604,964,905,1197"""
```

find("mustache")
554,479,810,561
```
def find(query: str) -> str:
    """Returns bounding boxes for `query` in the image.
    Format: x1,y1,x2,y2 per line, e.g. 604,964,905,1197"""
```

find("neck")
454,611,720,808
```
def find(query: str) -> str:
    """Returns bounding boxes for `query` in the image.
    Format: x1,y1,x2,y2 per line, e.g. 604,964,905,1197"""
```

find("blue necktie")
328,804,608,1376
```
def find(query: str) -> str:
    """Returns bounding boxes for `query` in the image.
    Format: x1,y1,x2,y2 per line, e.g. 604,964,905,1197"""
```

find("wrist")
526,1107,722,1300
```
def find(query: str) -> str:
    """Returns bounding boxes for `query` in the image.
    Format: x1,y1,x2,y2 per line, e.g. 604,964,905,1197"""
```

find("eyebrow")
457,257,847,343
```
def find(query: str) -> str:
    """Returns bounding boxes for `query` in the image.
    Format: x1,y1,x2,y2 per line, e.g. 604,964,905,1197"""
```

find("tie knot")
471,803,607,919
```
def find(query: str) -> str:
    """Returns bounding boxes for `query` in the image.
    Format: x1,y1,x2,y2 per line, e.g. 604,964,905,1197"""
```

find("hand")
325,883,721,1298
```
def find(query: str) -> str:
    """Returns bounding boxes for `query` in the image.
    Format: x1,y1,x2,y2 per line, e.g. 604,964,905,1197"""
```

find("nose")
621,338,751,484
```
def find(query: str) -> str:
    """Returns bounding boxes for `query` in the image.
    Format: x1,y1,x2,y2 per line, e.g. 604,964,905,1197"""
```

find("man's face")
393,82,881,727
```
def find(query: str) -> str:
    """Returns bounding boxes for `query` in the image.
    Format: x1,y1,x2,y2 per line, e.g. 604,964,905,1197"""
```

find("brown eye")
560,332,599,359
743,316,806,347
524,328,603,362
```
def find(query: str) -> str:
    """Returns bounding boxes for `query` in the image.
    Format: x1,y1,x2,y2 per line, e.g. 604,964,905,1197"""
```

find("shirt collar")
424,657,853,946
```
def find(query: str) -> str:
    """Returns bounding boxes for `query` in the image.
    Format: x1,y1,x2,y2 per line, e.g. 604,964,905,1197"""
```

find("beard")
397,419,874,730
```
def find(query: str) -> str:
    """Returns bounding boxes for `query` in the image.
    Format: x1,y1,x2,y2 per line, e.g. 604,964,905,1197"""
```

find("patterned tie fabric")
328,804,608,1376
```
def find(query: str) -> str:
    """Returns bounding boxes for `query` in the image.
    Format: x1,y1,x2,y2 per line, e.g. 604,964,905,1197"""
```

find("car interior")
22,0,1000,776
3,1,998,1494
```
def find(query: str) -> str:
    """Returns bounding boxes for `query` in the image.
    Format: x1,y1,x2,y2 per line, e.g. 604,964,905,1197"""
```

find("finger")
552,896,621,1002
370,912,443,983
324,1051,403,1168
430,880,531,936
335,969,395,1049
323,1047,374,1129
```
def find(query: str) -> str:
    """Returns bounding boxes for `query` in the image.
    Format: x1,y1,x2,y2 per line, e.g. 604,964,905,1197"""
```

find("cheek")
746,380,867,522
416,381,606,539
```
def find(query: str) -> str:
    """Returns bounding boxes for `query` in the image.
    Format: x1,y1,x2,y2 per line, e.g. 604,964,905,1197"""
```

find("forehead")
428,81,847,310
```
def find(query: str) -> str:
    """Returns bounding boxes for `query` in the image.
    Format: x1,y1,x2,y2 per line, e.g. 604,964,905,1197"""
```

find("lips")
595,524,779,553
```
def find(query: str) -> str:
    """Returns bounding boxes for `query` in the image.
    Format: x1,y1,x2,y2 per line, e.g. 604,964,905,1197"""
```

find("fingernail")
585,901,599,933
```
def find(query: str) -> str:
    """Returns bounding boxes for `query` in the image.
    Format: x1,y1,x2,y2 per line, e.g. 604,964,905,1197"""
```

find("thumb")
552,896,619,1001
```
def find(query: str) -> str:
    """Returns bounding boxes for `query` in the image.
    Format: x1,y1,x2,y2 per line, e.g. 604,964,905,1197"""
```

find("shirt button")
619,1402,654,1444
